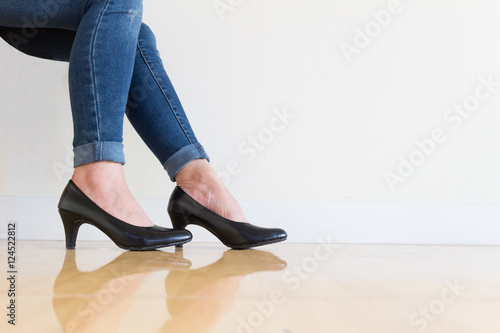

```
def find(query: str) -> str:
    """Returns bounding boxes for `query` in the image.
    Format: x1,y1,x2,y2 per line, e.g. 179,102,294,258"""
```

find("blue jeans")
0,0,209,181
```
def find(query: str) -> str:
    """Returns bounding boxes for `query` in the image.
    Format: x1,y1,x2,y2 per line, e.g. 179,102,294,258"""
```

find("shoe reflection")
52,250,191,332
161,249,287,333
52,248,286,333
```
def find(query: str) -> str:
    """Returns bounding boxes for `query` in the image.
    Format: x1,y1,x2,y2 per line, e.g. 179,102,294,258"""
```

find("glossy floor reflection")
1,241,499,332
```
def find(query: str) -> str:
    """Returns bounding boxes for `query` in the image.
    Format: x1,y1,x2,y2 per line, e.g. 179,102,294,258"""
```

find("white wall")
1,1,500,243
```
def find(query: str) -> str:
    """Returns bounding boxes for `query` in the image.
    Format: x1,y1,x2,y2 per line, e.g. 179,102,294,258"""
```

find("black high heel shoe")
167,186,287,249
58,180,192,251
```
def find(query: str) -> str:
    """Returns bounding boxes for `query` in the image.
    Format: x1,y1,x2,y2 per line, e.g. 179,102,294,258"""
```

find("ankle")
175,159,212,181
72,161,125,191
175,159,221,189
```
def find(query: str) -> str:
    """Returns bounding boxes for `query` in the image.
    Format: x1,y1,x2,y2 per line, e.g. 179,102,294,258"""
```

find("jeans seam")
89,0,111,149
136,42,194,145
194,142,203,156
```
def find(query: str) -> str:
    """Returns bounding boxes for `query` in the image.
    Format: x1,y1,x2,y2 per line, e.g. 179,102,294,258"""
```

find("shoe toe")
162,228,192,244
269,227,287,240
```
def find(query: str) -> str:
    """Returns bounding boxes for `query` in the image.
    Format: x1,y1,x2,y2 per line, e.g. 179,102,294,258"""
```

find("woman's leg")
0,0,155,227
1,5,248,223
126,24,248,222
68,0,143,166
66,0,159,227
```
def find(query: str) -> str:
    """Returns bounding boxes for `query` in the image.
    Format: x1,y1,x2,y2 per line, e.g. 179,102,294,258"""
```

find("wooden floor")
1,241,499,332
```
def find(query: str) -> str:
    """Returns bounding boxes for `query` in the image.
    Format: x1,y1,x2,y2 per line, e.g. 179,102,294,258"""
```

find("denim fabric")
0,0,209,181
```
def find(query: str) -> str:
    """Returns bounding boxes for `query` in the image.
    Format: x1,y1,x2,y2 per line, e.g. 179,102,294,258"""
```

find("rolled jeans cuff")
73,141,125,167
164,143,210,182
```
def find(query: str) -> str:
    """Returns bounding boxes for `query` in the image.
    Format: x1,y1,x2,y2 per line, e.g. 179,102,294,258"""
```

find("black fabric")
0,26,75,62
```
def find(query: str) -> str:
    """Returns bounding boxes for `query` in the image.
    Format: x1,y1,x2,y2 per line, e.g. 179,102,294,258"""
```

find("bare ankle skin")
69,158,248,226
175,159,249,223
72,161,154,227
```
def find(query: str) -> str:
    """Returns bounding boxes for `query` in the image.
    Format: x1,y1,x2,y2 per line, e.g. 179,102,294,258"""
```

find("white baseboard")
1,196,499,245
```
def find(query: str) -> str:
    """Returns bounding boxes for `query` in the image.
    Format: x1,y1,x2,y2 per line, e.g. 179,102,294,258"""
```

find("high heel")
167,186,287,249
58,180,193,251
59,210,83,249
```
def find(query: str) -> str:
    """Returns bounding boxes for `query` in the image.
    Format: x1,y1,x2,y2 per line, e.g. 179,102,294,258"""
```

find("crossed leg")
0,0,248,226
